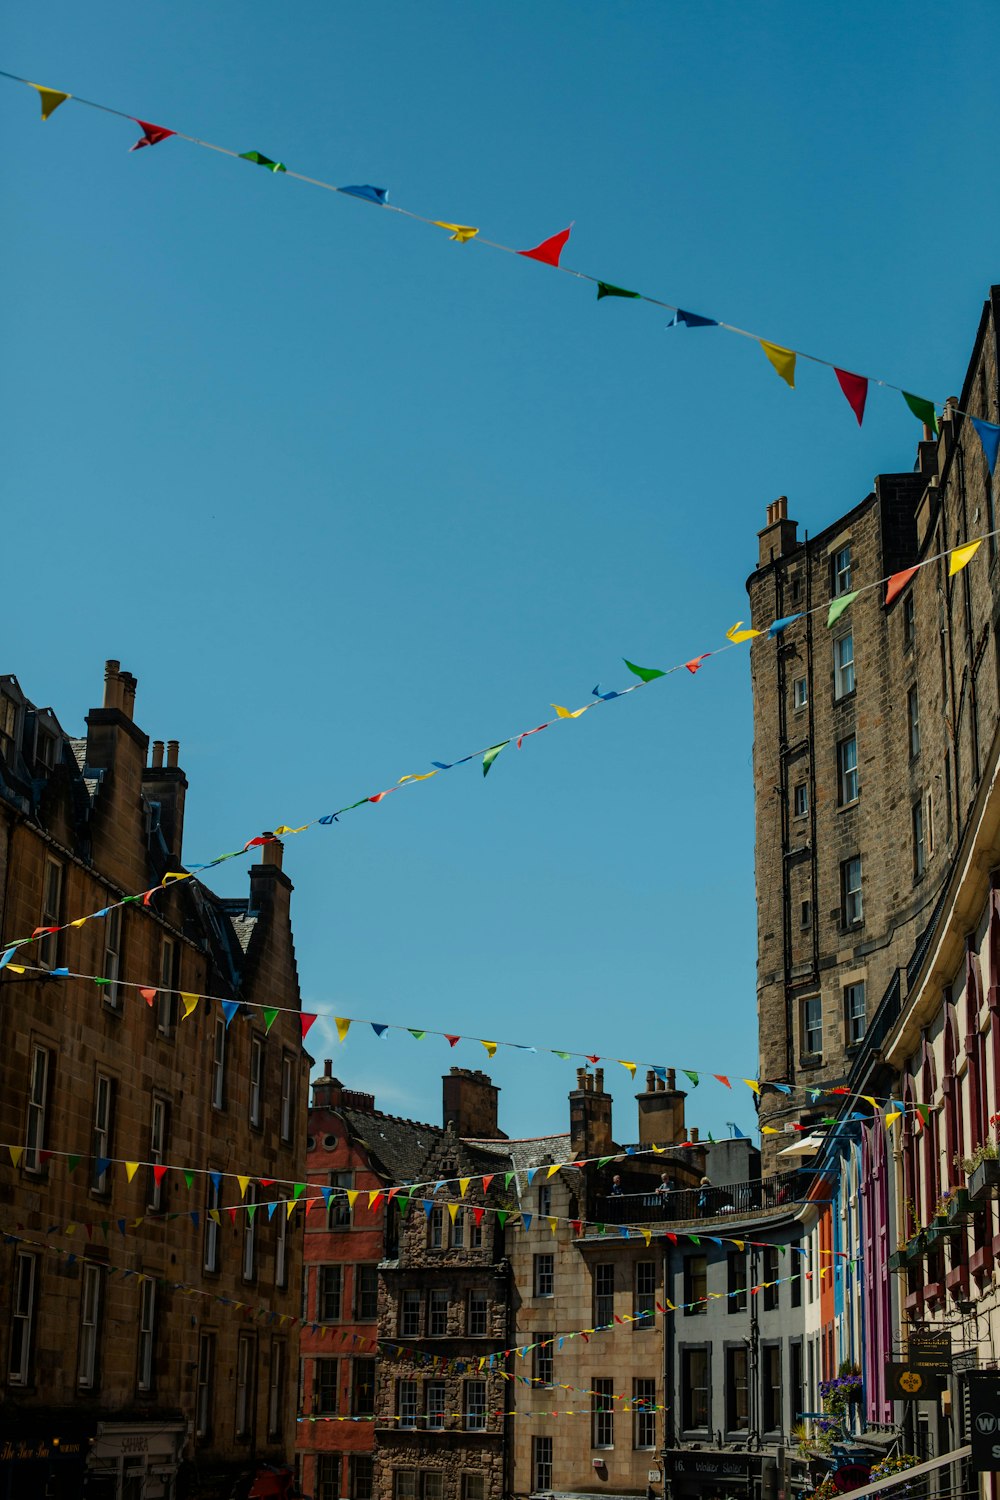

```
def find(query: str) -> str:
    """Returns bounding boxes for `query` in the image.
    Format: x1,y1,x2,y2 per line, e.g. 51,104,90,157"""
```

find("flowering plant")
869,1454,921,1482
805,1473,841,1500
819,1374,862,1412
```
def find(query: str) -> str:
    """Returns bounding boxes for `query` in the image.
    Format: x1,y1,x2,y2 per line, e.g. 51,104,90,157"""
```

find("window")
681,1347,709,1430
467,1289,488,1336
318,1456,341,1500
763,1246,780,1309
791,1258,802,1307
350,1456,374,1500
790,1340,805,1424
235,1333,254,1436
319,1266,342,1322
328,1171,353,1228
462,1479,485,1500
533,1437,553,1492
399,1289,421,1337
841,855,863,926
268,1340,285,1439
355,1264,378,1320
802,996,822,1058
243,1185,257,1282
103,905,122,1009
792,676,808,710
800,899,811,929
204,1176,221,1273
725,1346,749,1432
762,1344,782,1432
9,1251,37,1385
280,1054,294,1143
0,691,18,758
634,1377,657,1449
684,1255,707,1314
592,1375,614,1447
465,1378,487,1431
275,1206,288,1289
426,1379,446,1429
534,1335,553,1387
157,938,178,1035
77,1263,102,1389
469,1213,483,1249
136,1277,156,1393
428,1289,449,1337
211,1018,226,1110
908,686,920,758
429,1206,444,1249
834,632,855,698
397,1379,418,1428
315,1357,338,1414
793,782,808,817
149,1095,168,1211
423,1478,444,1500
832,544,852,596
249,1036,264,1128
727,1251,747,1312
92,1073,113,1193
845,981,866,1044
196,1332,215,1438
353,1356,376,1417
927,789,935,856
903,592,915,650
837,734,858,804
538,1184,552,1217
534,1253,554,1297
634,1261,655,1326
594,1263,614,1325
394,1475,417,1500
913,799,926,879
24,1044,50,1173
38,859,62,969
452,1207,465,1248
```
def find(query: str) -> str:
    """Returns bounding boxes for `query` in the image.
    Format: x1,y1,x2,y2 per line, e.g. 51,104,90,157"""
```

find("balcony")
596,1170,806,1226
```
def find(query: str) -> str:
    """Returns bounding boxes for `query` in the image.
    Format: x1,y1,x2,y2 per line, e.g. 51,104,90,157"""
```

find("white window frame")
842,855,863,926
77,1262,102,1388
268,1340,285,1439
429,1205,444,1249
834,632,855,699
24,1044,50,1173
149,1095,168,1210
399,1288,420,1337
92,1073,113,1193
137,1277,156,1392
355,1263,378,1320
101,903,123,1009
533,1436,553,1491
467,1289,488,1337
838,734,858,805
593,1376,614,1448
533,1253,554,1297
398,1378,418,1429
793,782,808,817
803,995,823,1056
595,1262,614,1325
38,859,63,969
196,1331,215,1438
211,1018,226,1110
243,1184,257,1282
464,1377,487,1431
249,1036,264,1128
634,1377,657,1449
235,1332,254,1437
537,1184,552,1217
845,982,867,1045
462,1477,486,1500
634,1260,655,1324
426,1378,446,1429
427,1288,448,1337
833,544,852,595
319,1264,342,1322
280,1053,294,1142
908,685,920,757
315,1355,338,1415
913,799,926,878
792,676,808,710
534,1335,553,1387
9,1250,37,1385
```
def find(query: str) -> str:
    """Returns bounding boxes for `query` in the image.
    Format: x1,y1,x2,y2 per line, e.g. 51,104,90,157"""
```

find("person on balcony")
654,1173,674,1198
610,1175,624,1196
697,1176,711,1212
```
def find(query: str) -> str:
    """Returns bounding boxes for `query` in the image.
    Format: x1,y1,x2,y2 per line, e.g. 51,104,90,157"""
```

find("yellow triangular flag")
286,1199,298,1219
70,918,88,928
884,1110,902,1127
949,540,982,576
125,1161,140,1182
665,1299,676,1311
398,771,437,784
9,1146,23,1168
447,1202,459,1224
731,1239,744,1251
760,340,796,388
761,1126,778,1135
335,1016,351,1043
180,992,200,1019
209,1209,221,1225
727,621,762,644
551,704,590,719
548,1217,558,1235
346,1189,358,1210
161,872,192,885
7,965,24,974
65,1222,76,1235
237,1175,250,1199
29,83,71,121
482,1040,497,1058
641,1228,651,1246
434,221,479,243
619,1060,637,1078
546,1163,561,1179
861,1096,879,1109
368,1188,381,1208
651,1143,664,1154
743,1078,761,1094
459,1178,471,1198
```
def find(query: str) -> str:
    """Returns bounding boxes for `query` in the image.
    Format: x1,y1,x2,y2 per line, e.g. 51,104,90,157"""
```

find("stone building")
747,291,1000,1156
0,661,309,1499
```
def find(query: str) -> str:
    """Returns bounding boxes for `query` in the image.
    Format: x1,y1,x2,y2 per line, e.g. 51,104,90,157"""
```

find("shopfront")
666,1449,759,1500
85,1421,185,1499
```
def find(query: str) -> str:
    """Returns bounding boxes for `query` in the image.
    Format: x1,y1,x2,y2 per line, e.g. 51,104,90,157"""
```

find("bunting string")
2,518,996,970
5,69,1000,446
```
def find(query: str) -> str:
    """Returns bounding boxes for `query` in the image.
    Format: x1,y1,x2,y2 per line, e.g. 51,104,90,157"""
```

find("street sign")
885,1362,943,1401
908,1332,952,1375
968,1372,1000,1473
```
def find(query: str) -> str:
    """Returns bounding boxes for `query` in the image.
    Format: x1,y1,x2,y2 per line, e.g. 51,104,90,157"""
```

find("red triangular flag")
834,368,868,426
884,566,918,607
140,988,157,1007
518,226,572,267
130,120,175,152
300,1012,318,1041
685,654,711,675
713,1074,731,1088
445,1034,461,1048
227,1206,238,1225
153,1165,168,1185
481,1174,494,1193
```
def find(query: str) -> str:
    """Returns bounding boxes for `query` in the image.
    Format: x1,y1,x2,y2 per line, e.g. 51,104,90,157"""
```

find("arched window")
942,997,963,1184
902,1071,920,1232
966,941,988,1150
921,1044,940,1214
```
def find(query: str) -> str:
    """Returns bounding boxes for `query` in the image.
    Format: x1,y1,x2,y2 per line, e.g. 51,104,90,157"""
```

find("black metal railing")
597,1169,805,1225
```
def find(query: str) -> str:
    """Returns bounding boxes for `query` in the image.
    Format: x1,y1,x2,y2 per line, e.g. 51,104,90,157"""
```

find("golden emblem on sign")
900,1371,923,1394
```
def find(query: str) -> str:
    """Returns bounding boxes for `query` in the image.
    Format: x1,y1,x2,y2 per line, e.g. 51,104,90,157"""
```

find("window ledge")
837,798,860,814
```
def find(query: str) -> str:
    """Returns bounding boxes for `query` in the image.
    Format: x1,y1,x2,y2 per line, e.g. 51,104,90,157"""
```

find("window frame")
594,1262,614,1325
837,733,858,805
634,1376,657,1449
832,544,852,596
204,1176,221,1273
196,1330,215,1439
681,1345,710,1432
427,1288,449,1337
425,1378,446,1430
399,1288,421,1337
275,1202,288,1289
242,1183,258,1283
157,938,179,1036
211,1017,226,1111
802,995,823,1058
77,1261,102,1390
464,1377,487,1432
24,1044,51,1174
280,1052,294,1144
318,1264,342,1323
833,631,855,699
137,1277,156,1393
355,1263,378,1320
683,1254,707,1315
845,981,867,1045
467,1288,489,1337
249,1035,264,1129
92,1072,114,1195
792,676,808,710
727,1250,747,1312
533,1252,554,1297
352,1355,376,1417
102,903,123,1010
725,1343,749,1434
913,798,926,879
908,684,920,758
315,1356,339,1416
592,1375,614,1449
793,781,808,818
148,1094,169,1211
534,1334,553,1387
267,1339,285,1440
397,1378,418,1429
634,1261,655,1326
38,858,63,969
235,1331,255,1437
9,1249,37,1386
841,855,863,926
533,1436,553,1492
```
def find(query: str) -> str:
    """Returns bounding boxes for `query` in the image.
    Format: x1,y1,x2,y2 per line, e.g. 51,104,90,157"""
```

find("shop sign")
968,1371,1000,1473
907,1332,952,1374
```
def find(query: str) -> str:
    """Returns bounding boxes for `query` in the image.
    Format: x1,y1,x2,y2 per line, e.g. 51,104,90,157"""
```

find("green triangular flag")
184,1172,194,1191
398,1193,410,1217
409,1029,426,1040
778,1244,787,1256
683,1070,700,1087
827,591,858,628
293,1183,305,1201
504,1172,515,1190
689,1234,701,1245
708,1132,716,1144
597,1156,614,1169
262,1007,279,1033
93,977,109,987
623,658,665,683
597,281,641,300
68,1155,81,1174
482,741,509,777
247,1204,257,1223
497,1210,508,1230
596,1223,606,1236
240,150,287,173
915,1103,931,1126
903,391,938,435
553,1050,571,1060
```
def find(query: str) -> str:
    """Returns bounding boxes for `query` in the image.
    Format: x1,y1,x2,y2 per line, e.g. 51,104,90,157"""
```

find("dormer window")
36,732,55,771
0,694,17,759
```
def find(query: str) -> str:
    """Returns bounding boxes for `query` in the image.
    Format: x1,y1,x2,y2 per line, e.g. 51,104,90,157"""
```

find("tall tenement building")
747,286,1000,1156
0,661,309,1500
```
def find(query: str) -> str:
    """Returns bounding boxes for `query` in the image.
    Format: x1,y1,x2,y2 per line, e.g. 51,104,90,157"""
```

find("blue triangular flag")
771,1084,792,1095
526,1168,537,1186
320,1187,334,1208
210,1171,222,1194
667,308,718,328
96,1156,112,1179
267,1202,277,1221
221,1000,239,1028
618,1226,630,1238
319,814,339,825
769,614,802,637
972,417,1000,474
730,1124,748,1139
371,1023,388,1037
339,184,388,205
521,1213,532,1231
591,684,622,700
117,1219,127,1236
0,948,14,970
52,967,70,977
423,1199,434,1218
190,1211,200,1228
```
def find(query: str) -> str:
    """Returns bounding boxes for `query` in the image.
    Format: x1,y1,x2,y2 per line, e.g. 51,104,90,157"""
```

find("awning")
820,1446,971,1500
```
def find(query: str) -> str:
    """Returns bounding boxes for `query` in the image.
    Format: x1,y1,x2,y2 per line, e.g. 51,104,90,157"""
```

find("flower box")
888,1249,908,1272
946,1188,972,1223
905,1232,927,1261
968,1158,1000,1201
926,1221,959,1248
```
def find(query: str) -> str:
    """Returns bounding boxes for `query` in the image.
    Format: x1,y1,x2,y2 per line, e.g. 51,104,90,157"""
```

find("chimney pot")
166,740,179,768
656,1076,665,1092
151,741,164,770
324,1059,332,1074
262,839,284,870
575,1067,587,1089
645,1069,655,1092
667,1068,676,1091
120,672,137,721
690,1127,700,1143
594,1067,604,1093
103,660,124,711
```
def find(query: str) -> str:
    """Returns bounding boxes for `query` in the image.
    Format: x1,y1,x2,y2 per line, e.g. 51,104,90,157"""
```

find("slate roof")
340,1106,446,1184
466,1133,571,1173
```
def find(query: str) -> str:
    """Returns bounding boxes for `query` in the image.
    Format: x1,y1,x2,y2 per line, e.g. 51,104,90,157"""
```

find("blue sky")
3,2,998,1145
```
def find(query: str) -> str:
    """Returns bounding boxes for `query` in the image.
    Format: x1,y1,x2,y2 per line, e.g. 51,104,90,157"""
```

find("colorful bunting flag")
596,282,641,301
301,1013,318,1041
125,1162,140,1182
140,987,157,1007
903,391,938,434
239,151,286,173
685,654,710,675
221,999,239,1028
262,1007,279,1034
619,1060,636,1078
768,614,802,637
760,341,796,388
834,368,868,425
339,185,388,205
623,659,665,683
518,227,572,267
335,1017,351,1044
971,417,1000,474
28,82,70,120
130,120,175,151
482,1040,497,1058
434,222,479,243
552,704,590,719
827,591,858,628
682,1070,699,1088
482,743,508,778
884,567,918,607
180,992,200,1020
667,309,718,328
726,622,761,644
949,539,982,576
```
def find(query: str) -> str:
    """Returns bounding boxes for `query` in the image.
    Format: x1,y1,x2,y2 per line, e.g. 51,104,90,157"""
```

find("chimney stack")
151,741,164,770
103,659,124,711
442,1068,503,1139
757,496,799,567
569,1068,613,1159
142,736,188,860
636,1068,688,1147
